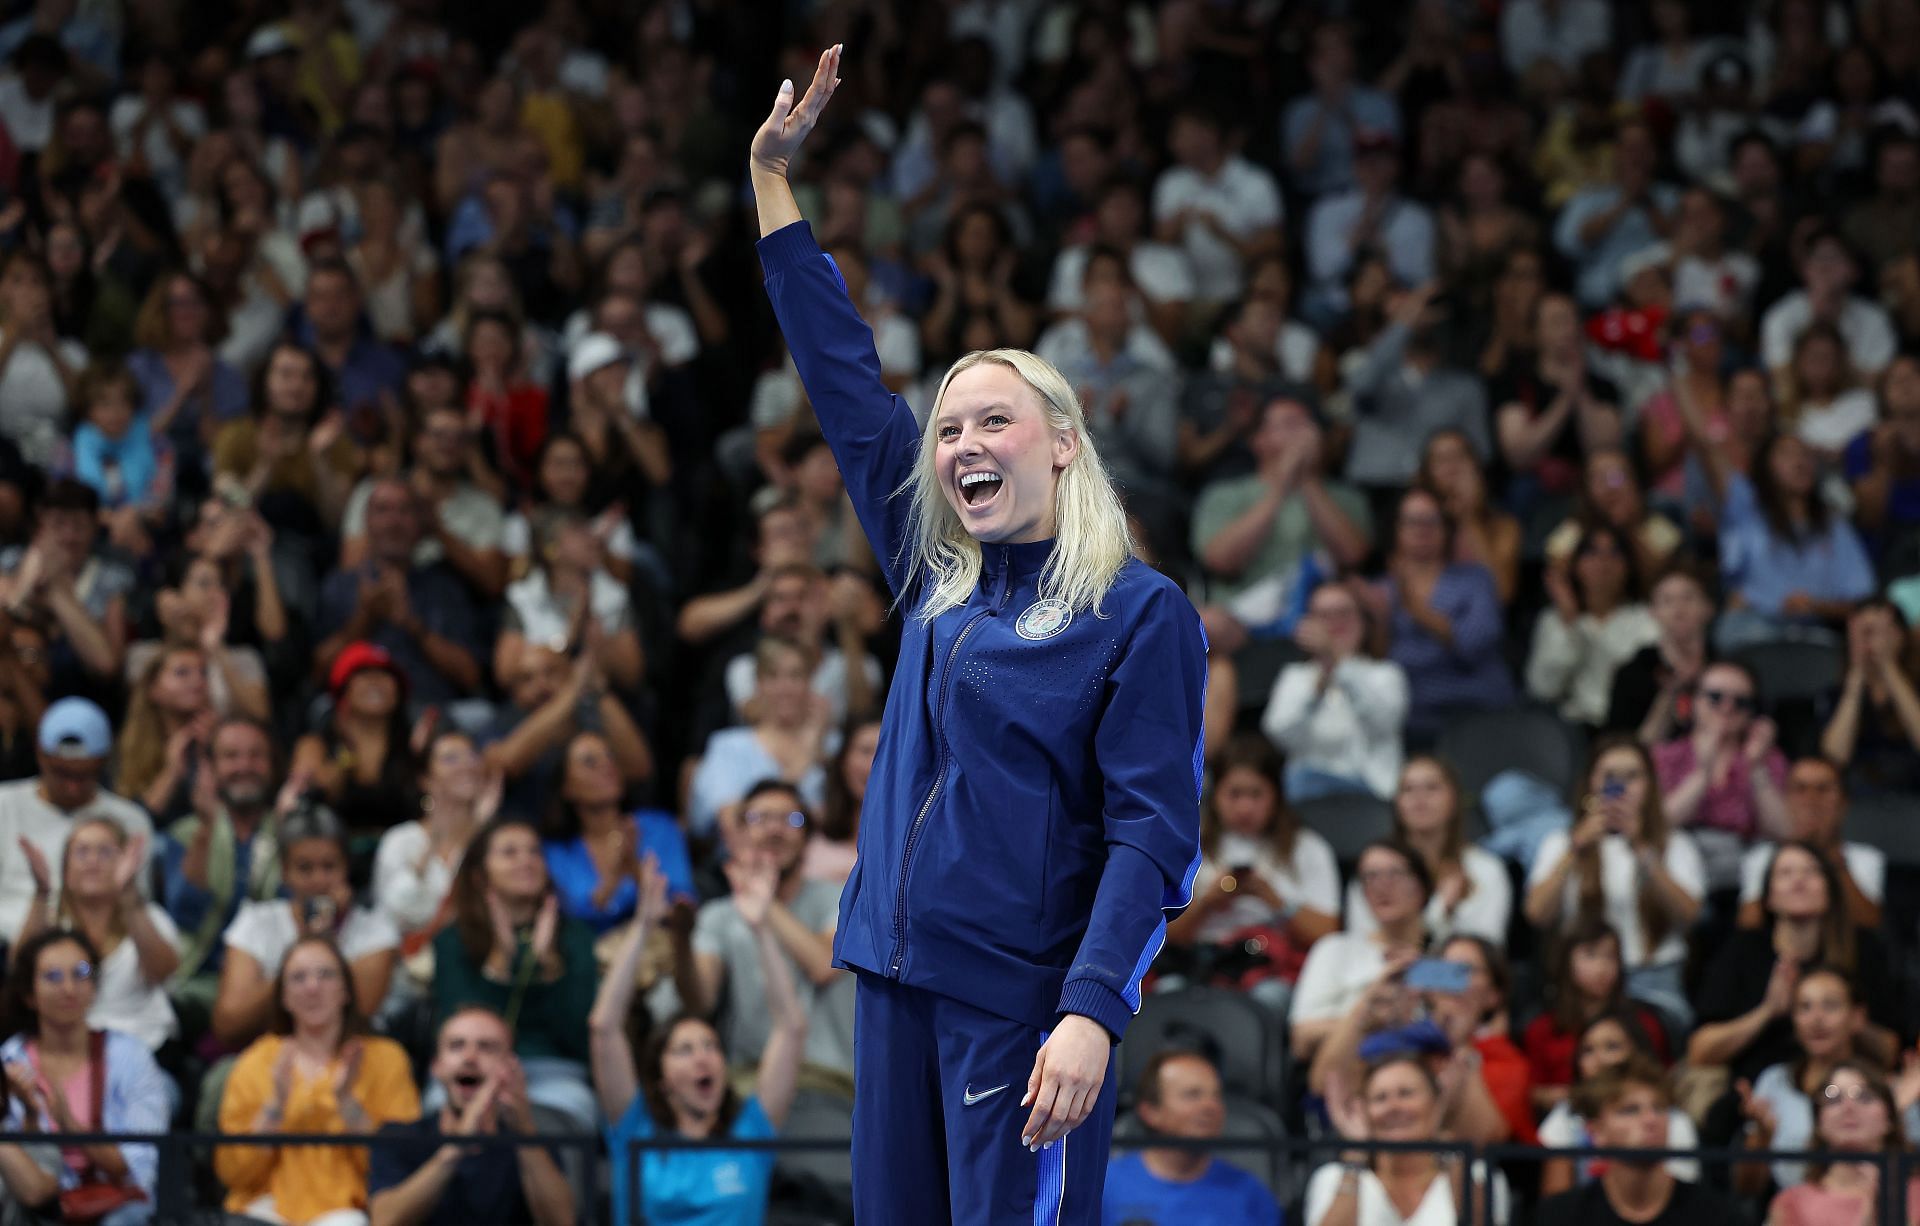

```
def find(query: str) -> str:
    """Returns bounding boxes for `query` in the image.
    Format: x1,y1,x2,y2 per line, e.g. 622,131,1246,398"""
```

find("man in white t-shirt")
1046,177,1195,340
1759,229,1899,377
339,405,507,599
1151,106,1284,304
1737,756,1883,928
0,697,152,943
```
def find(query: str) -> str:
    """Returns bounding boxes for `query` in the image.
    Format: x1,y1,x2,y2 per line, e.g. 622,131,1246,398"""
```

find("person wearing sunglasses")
1767,1060,1920,1224
1653,658,1789,890
0,928,169,1225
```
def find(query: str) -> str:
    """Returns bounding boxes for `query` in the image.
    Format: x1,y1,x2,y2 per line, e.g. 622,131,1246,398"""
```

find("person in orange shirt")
217,936,419,1225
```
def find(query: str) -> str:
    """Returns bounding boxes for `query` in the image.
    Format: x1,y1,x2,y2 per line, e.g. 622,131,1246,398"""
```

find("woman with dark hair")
212,802,399,1047
1165,733,1340,1012
290,641,421,839
591,853,805,1226
1346,756,1510,947
1778,321,1874,461
1767,1060,1920,1223
1527,736,1705,1026
1418,428,1520,605
204,154,308,378
432,818,599,1134
1653,658,1788,888
1359,486,1514,741
1705,429,1874,651
463,308,548,493
494,511,644,695
503,432,636,584
1542,448,1682,590
1491,290,1623,515
804,717,879,885
1289,838,1434,1063
1523,920,1672,1111
543,730,692,935
0,929,169,1225
1819,599,1920,791
1736,968,1920,1195
211,340,356,539
216,936,417,1225
1691,842,1900,1084
923,201,1038,358
1526,521,1660,730
124,547,276,721
125,270,247,453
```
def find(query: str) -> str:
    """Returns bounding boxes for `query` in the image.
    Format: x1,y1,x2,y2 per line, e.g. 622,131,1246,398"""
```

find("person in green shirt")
433,816,599,1134
1190,396,1371,654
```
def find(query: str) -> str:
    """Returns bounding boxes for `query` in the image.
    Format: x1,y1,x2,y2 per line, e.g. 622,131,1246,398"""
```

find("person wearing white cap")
562,329,671,522
0,696,151,943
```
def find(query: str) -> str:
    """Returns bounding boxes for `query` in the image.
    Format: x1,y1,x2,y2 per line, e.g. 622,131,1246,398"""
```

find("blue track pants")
851,971,1119,1224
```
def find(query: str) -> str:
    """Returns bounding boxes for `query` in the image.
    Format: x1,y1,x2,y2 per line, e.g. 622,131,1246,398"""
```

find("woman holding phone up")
749,47,1207,1224
1525,736,1705,1027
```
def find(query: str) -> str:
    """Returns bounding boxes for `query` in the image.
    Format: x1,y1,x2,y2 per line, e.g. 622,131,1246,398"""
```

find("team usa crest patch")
1015,598,1073,641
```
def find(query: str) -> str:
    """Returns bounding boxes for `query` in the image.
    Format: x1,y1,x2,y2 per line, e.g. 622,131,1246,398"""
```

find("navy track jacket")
760,222,1207,1041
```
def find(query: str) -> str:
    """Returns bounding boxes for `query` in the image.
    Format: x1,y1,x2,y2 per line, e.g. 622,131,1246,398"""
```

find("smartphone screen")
1403,958,1472,994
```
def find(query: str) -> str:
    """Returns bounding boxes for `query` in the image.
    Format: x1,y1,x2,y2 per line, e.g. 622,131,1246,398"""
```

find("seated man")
367,1005,574,1226
1103,1049,1282,1225
1534,1058,1740,1226
1738,756,1882,930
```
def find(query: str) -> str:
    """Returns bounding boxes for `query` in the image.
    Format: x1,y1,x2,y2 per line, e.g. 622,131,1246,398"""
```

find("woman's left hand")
1020,1014,1109,1150
112,832,148,899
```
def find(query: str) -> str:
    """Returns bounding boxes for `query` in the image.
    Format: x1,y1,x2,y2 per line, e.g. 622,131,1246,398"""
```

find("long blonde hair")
117,645,207,803
900,349,1134,620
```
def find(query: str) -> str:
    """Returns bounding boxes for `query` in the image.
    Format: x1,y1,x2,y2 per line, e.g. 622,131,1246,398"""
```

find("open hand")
17,836,50,897
748,44,842,178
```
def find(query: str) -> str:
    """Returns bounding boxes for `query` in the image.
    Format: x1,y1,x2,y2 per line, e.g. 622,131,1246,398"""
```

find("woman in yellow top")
216,936,419,1225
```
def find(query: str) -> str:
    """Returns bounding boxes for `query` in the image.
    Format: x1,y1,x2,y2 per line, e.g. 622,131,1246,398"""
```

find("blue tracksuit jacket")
760,221,1205,1042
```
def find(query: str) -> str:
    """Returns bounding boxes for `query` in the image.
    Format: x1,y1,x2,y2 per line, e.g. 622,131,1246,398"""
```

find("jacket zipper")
888,549,1015,975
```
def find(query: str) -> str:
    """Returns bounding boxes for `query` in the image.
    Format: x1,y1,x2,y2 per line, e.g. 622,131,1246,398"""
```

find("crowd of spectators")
0,0,1918,1223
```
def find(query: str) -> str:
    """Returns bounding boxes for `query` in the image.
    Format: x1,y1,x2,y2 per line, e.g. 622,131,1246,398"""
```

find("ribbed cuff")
1057,979,1129,1044
755,220,820,274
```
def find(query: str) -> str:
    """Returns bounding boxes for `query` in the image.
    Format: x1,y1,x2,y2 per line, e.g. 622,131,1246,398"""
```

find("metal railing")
2,1129,1909,1223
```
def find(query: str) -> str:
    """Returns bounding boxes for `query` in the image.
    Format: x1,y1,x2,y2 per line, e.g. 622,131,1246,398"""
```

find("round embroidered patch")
1015,598,1074,641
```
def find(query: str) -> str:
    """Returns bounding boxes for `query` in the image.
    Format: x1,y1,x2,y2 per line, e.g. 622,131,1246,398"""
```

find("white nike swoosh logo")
962,1082,1011,1106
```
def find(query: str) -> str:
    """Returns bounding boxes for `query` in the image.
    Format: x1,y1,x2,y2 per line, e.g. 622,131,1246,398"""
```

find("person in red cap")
290,640,423,838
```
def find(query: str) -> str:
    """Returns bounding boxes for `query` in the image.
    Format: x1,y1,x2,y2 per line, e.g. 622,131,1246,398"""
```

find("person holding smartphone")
1526,736,1705,1028
211,802,399,1047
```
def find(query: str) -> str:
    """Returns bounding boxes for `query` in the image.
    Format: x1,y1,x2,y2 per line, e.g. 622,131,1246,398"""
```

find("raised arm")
586,856,666,1124
750,48,925,598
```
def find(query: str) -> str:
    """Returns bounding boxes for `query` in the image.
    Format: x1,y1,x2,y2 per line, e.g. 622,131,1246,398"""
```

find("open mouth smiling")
958,470,1003,507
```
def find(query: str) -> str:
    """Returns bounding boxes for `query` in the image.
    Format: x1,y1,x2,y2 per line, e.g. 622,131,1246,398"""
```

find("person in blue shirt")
1709,431,1875,651
592,852,805,1226
1103,1050,1284,1226
543,728,696,933
751,48,1207,1225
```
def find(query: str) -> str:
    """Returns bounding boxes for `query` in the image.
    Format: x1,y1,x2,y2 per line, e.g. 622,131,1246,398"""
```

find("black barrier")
0,1129,1908,1223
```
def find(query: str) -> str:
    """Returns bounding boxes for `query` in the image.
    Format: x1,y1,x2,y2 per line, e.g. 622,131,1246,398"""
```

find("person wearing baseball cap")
0,697,154,942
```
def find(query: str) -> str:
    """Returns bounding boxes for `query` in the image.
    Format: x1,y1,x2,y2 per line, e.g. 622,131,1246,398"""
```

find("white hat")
245,23,296,60
567,332,628,383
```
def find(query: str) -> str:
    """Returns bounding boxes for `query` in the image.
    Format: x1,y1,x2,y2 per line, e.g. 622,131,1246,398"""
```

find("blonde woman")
752,48,1207,1222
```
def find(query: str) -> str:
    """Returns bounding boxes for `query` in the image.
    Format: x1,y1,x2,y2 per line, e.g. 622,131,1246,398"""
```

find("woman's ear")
1053,427,1080,471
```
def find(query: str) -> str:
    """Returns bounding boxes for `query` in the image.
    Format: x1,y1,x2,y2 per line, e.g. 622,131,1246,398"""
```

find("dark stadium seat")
1292,791,1397,866
773,1089,855,1199
1434,705,1586,812
1122,986,1283,1109
1842,790,1920,869
1234,636,1305,718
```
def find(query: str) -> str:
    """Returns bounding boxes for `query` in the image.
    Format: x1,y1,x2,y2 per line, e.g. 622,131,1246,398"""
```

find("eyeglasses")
743,808,807,829
1821,1084,1880,1106
39,962,93,987
1359,867,1414,887
1700,688,1754,713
